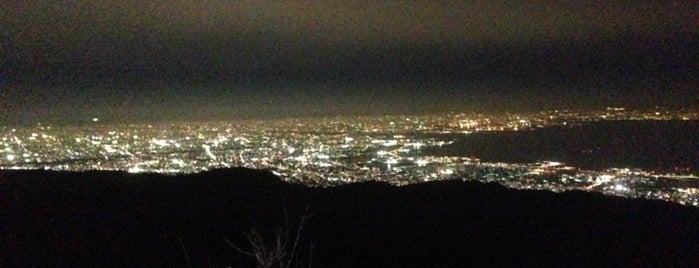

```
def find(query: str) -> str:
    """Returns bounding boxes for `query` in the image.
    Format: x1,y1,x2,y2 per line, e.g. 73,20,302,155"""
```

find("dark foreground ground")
1,168,698,267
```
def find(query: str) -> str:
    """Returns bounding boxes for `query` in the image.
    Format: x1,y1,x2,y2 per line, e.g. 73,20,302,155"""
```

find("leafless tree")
226,206,313,268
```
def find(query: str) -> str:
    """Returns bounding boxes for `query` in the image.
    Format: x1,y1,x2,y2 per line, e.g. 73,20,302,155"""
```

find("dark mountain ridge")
1,168,698,267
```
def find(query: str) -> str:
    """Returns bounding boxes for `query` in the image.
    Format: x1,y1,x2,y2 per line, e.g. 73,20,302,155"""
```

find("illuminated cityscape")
2,108,697,206
2,2,697,266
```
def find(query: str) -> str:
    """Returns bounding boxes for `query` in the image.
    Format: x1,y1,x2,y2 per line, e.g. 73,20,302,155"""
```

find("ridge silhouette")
1,168,697,267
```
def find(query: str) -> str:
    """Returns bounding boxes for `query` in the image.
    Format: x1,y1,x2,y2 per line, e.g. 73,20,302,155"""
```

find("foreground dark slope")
1,168,698,267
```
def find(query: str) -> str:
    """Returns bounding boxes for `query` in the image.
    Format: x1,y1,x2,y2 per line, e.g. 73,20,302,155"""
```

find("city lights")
1,108,697,206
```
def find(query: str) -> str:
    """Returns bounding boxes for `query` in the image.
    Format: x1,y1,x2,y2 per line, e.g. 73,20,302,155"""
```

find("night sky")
1,1,697,124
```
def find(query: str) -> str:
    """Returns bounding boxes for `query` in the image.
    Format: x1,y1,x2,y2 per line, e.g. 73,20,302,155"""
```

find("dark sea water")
427,120,699,172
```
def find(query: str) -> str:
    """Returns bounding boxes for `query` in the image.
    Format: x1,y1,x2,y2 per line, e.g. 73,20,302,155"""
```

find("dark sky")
1,1,697,123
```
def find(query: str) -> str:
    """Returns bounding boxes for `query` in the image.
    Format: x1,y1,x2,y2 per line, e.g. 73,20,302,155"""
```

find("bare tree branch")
178,237,193,268
226,205,314,268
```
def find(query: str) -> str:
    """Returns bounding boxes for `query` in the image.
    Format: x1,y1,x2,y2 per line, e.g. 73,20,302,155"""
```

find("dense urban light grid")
2,108,697,206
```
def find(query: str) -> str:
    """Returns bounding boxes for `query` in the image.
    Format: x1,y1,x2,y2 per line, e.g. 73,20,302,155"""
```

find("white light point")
382,140,398,146
440,168,455,175
171,159,185,166
544,161,562,167
153,139,169,147
203,144,217,161
613,184,628,192
412,142,424,149
128,166,144,173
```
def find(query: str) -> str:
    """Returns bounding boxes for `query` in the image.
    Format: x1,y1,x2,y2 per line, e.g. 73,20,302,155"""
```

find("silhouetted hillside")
1,168,698,267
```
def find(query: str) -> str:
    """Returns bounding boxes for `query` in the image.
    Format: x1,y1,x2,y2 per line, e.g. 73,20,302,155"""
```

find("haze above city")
1,1,697,124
